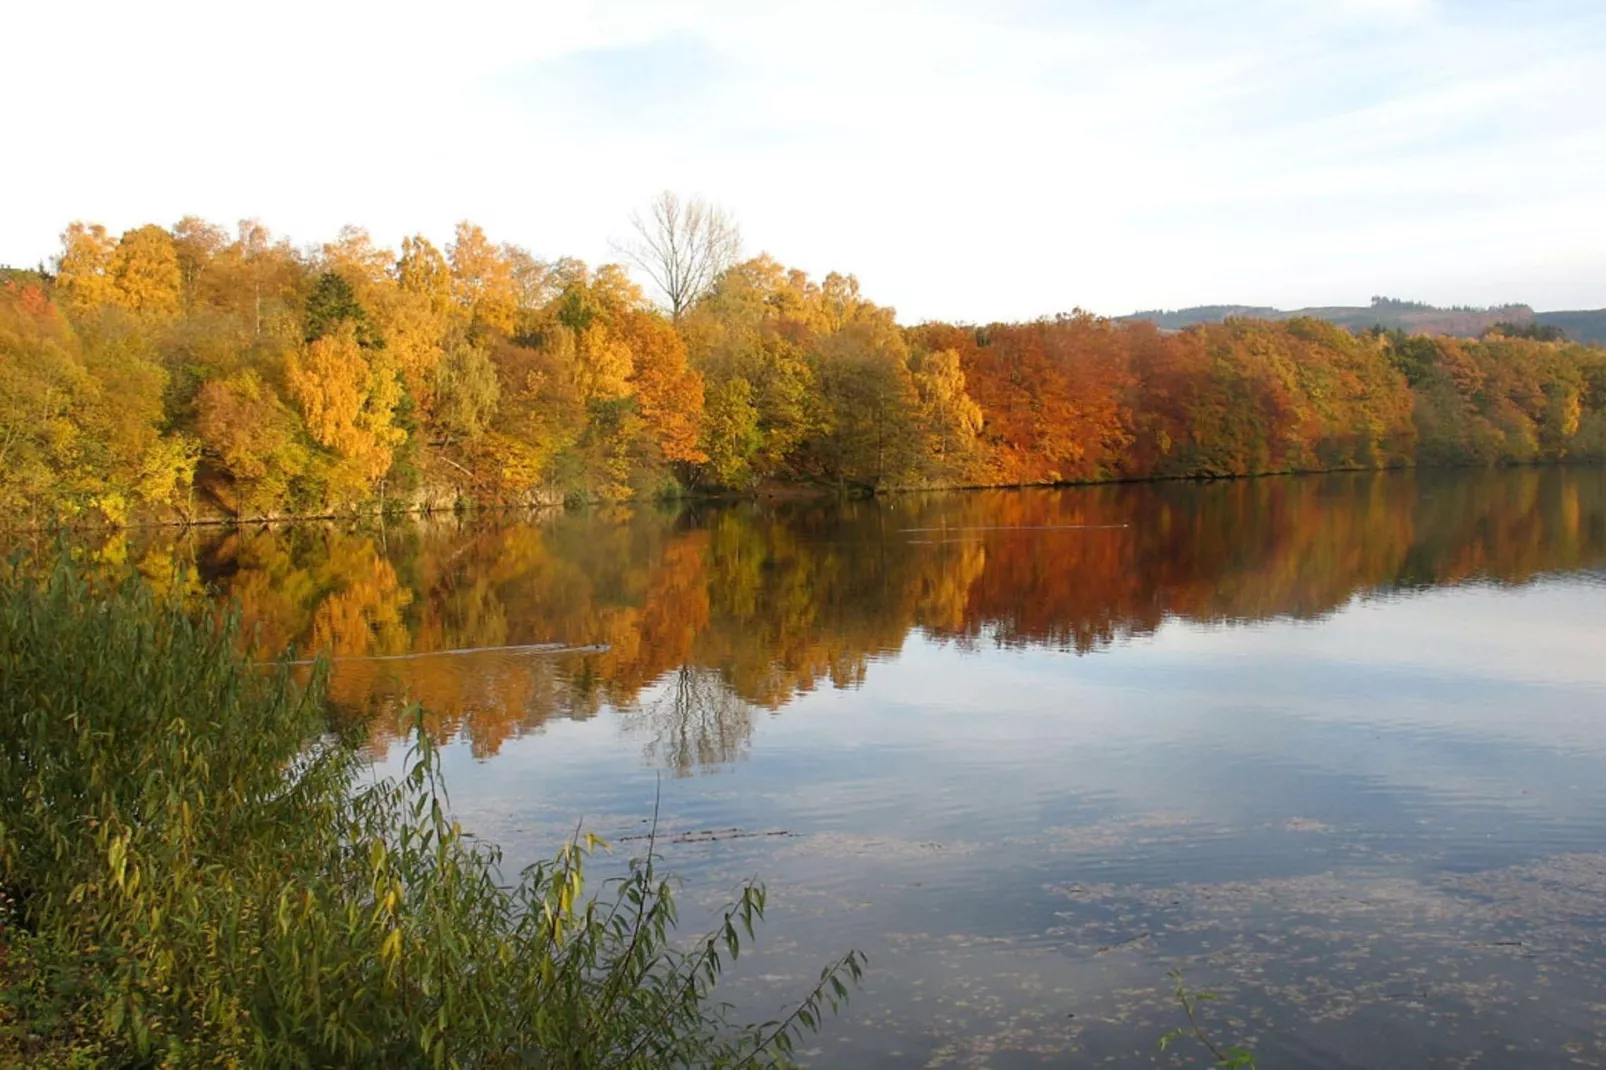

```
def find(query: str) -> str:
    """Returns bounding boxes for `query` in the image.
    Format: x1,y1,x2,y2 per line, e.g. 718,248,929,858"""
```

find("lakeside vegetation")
2,202,1604,527
0,558,862,1066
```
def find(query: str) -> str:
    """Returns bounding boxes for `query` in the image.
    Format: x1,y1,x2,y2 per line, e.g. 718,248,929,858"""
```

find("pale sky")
4,0,1604,322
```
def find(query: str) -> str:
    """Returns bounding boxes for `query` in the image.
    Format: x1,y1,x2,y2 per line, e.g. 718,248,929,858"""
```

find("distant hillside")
1125,297,1606,344
1129,304,1282,328
1535,309,1606,346
0,265,50,288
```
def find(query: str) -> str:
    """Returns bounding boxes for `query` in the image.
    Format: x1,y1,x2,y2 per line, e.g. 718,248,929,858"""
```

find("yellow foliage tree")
448,222,519,334
286,323,404,501
572,324,634,405
397,235,455,317
196,369,309,515
322,226,395,311
171,216,230,310
54,223,118,316
383,236,456,406
911,347,982,480
110,225,183,318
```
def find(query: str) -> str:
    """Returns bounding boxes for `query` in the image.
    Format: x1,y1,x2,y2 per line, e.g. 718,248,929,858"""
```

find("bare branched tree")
614,191,741,319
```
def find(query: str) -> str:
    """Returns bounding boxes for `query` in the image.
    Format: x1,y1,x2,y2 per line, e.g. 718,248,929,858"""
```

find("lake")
137,468,1606,1067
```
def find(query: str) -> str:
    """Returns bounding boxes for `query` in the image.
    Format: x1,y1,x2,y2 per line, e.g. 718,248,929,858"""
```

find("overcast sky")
4,0,1603,322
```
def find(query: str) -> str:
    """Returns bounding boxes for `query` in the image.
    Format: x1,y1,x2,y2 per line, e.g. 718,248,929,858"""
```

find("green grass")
0,558,862,1068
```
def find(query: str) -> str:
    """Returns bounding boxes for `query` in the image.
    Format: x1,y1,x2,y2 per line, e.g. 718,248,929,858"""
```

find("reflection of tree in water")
318,648,606,760
619,664,755,777
100,466,1606,771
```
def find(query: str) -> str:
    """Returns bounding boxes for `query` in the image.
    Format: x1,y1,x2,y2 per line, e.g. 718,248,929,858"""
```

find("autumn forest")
3,198,1604,526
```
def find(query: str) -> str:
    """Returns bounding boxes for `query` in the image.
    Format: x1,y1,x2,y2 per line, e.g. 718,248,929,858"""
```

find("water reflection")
92,467,1606,772
57,467,1606,1067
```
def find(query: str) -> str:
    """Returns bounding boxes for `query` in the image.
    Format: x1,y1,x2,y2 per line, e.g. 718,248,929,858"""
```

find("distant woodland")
1126,295,1606,343
2,204,1604,525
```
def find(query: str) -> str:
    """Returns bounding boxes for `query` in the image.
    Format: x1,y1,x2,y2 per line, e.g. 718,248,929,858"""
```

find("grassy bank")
0,558,860,1067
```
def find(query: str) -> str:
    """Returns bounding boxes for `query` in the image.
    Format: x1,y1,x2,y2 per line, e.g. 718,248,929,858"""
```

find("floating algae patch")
680,844,1606,1067
1029,854,1606,1067
433,787,1606,1066
1032,813,1225,854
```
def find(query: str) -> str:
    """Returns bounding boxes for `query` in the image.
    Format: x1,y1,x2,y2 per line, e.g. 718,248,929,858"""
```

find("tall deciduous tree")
811,320,920,489
54,223,118,316
286,323,403,498
448,223,519,334
911,347,982,481
699,377,761,488
110,225,184,318
397,235,454,317
431,337,500,441
171,216,229,311
615,192,740,319
196,369,308,514
621,308,706,467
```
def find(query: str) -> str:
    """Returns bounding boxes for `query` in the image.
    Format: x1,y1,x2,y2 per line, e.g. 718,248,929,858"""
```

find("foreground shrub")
0,559,861,1067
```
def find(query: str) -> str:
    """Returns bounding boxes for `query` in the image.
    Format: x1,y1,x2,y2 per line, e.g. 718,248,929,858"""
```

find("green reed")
0,557,862,1068
1160,970,1258,1069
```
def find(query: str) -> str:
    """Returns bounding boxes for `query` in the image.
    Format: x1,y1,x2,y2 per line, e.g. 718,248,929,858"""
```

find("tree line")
2,197,1603,525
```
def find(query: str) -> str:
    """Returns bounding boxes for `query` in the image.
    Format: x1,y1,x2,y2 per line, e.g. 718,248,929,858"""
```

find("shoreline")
5,457,1601,534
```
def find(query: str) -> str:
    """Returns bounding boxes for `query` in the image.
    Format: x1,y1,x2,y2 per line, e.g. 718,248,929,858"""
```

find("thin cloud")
1,0,1601,319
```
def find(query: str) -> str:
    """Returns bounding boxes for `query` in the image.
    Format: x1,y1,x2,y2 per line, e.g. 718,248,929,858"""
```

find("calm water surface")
158,470,1606,1066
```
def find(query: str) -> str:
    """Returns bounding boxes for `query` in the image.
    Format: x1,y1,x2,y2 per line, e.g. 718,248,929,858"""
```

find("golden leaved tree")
286,323,404,503
54,223,118,316
109,225,183,318
449,222,519,334
390,235,456,407
195,369,310,516
910,347,983,482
